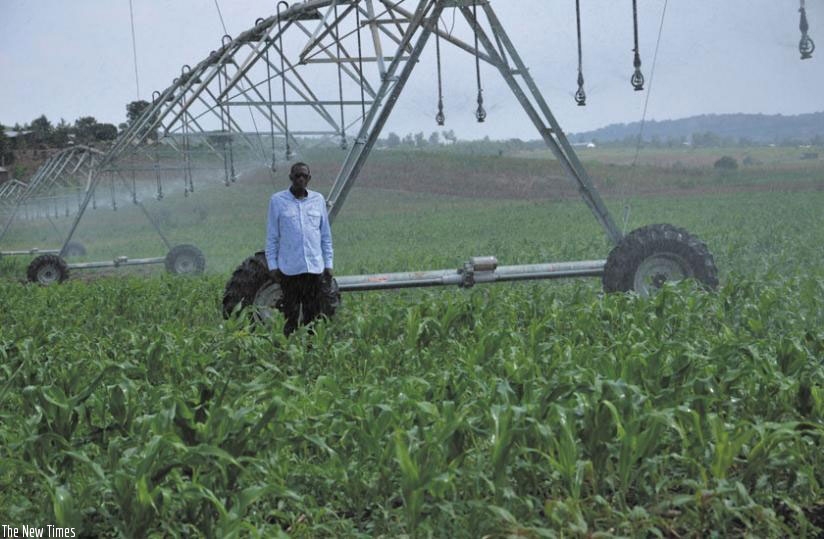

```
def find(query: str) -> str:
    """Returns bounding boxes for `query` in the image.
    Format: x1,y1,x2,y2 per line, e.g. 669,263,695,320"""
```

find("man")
265,162,334,336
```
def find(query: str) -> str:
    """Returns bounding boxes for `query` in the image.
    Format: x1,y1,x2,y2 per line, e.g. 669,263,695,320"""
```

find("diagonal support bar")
327,0,441,222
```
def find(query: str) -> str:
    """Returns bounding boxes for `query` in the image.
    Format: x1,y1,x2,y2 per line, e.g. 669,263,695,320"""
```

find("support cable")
110,173,117,211
216,4,267,168
334,3,348,148
574,0,586,106
631,0,645,91
128,0,141,99
152,91,164,200
265,35,278,171
277,2,293,160
217,66,231,186
623,0,668,233
355,1,367,123
213,0,228,34
472,1,486,122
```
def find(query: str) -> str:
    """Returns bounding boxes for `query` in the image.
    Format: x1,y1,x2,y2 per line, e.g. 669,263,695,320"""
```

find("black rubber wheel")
63,241,87,258
222,252,341,323
222,252,281,322
602,223,718,296
165,244,205,275
27,254,69,285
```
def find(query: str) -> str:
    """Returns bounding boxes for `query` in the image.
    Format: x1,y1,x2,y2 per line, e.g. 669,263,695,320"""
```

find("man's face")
290,165,311,191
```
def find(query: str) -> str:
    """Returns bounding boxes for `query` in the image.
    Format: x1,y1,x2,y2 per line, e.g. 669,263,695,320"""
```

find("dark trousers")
279,272,323,336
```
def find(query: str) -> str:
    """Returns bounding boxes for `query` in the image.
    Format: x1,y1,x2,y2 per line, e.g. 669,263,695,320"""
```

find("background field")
1,146,823,537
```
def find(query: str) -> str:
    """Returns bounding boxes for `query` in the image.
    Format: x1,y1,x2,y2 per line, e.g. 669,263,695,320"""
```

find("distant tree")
428,131,440,145
402,133,414,146
52,119,72,147
94,123,118,141
126,100,151,125
29,115,53,145
386,132,400,148
118,122,128,133
779,136,804,147
691,131,721,148
620,133,640,147
713,155,738,171
414,132,426,148
126,100,158,141
74,116,99,144
0,124,15,166
506,138,525,152
812,134,824,147
442,129,456,144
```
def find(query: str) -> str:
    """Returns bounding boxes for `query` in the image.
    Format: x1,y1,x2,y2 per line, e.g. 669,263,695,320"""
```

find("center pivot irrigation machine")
7,0,814,315
221,0,725,320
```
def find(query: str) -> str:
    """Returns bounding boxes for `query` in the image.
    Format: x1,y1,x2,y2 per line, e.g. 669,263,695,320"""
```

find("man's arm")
265,196,280,272
320,198,333,274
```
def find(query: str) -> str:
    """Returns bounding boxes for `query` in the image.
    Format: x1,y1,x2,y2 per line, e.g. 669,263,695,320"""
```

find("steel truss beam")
326,0,622,244
7,0,622,266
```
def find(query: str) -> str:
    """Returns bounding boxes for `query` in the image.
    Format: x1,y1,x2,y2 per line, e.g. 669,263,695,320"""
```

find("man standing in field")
265,162,334,336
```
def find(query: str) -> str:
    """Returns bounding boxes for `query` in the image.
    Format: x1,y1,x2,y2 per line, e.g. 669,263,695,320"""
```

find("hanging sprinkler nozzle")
575,72,587,106
631,50,645,91
476,91,487,123
630,0,645,91
799,5,815,59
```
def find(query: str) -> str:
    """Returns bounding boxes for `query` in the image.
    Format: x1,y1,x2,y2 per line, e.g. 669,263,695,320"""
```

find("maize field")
1,149,823,537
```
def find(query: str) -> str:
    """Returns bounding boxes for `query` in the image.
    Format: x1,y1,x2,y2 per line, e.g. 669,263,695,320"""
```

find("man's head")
289,162,311,191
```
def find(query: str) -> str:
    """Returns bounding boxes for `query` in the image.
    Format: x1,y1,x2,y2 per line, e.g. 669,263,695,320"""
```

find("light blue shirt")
265,188,333,275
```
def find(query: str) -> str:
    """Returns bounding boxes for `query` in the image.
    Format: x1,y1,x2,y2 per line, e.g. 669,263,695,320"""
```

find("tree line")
570,112,824,147
0,100,153,166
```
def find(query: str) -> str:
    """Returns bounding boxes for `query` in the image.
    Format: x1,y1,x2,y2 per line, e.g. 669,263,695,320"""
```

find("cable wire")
213,0,229,34
128,0,141,99
623,0,668,232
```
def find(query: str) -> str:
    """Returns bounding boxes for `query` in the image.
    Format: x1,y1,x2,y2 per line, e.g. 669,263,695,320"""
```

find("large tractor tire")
63,241,87,258
222,252,341,323
27,254,69,285
165,244,206,275
602,223,718,296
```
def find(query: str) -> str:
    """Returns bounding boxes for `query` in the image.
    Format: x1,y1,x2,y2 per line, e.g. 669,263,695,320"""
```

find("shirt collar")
289,186,309,199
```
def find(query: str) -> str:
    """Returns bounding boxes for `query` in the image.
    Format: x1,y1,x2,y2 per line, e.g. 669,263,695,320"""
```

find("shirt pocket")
307,210,322,228
280,208,300,230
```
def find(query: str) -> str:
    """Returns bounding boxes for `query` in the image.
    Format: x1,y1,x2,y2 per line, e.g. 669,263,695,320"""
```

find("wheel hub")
37,265,60,284
253,281,282,323
633,253,691,296
175,256,194,274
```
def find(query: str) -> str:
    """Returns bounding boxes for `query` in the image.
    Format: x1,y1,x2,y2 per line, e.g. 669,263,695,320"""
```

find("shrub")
713,155,738,170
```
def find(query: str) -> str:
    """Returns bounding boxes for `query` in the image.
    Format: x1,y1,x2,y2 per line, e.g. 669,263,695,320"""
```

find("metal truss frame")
8,0,623,270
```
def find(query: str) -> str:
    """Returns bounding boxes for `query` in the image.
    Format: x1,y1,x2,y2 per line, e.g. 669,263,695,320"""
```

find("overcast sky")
0,0,821,139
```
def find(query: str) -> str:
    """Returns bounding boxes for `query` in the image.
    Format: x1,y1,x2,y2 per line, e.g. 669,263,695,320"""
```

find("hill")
569,111,824,145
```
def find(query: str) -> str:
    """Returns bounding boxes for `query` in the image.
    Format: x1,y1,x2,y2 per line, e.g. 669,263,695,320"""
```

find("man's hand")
323,268,333,279
269,268,284,282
